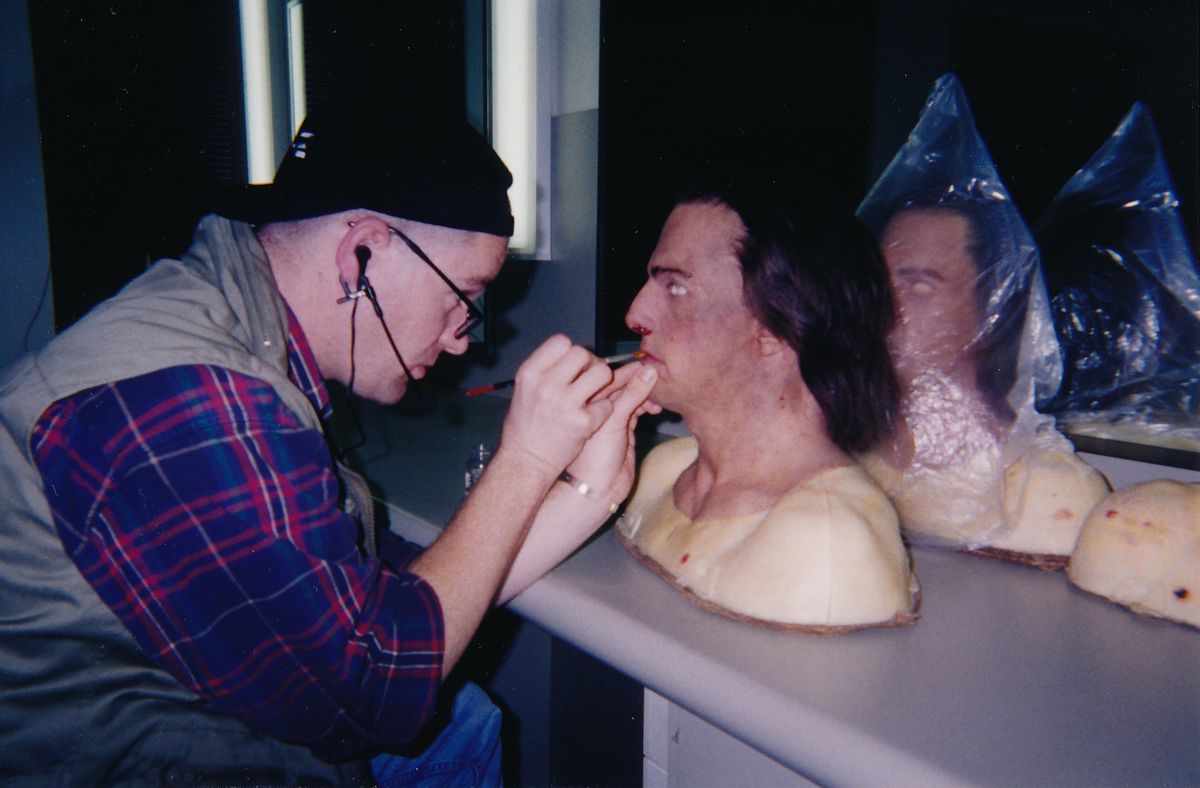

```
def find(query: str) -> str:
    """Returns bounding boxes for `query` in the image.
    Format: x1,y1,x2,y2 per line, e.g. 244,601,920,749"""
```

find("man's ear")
335,216,390,289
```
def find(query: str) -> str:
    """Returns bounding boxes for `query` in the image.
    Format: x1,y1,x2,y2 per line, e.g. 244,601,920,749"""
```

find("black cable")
336,297,368,459
23,260,53,351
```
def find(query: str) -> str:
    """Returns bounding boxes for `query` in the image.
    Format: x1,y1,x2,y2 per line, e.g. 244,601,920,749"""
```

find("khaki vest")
0,216,370,785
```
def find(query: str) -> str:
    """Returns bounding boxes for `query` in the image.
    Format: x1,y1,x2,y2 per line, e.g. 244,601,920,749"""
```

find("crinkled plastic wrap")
1034,102,1200,451
855,74,1072,550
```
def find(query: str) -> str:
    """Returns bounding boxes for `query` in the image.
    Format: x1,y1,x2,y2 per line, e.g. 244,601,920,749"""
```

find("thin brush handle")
464,351,644,397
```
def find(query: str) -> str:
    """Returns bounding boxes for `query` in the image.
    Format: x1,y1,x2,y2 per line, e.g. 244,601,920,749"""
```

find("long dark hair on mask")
675,177,900,454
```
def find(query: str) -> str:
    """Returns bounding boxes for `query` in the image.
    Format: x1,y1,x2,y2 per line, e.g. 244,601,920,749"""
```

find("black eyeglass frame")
385,224,486,340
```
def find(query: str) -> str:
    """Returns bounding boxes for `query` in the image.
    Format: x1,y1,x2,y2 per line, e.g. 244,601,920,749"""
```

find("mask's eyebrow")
895,266,945,281
648,264,692,279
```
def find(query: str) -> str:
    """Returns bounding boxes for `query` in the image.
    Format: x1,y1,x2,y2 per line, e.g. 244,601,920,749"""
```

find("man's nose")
889,286,910,324
625,284,653,335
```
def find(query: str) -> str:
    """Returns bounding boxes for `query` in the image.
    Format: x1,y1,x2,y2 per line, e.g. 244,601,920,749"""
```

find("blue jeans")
370,681,503,787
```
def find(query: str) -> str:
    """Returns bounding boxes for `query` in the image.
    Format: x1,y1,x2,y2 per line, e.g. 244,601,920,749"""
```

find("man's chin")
365,378,410,407
391,378,413,404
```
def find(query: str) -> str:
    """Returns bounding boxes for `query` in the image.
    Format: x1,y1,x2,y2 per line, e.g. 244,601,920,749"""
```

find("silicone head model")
618,181,920,632
864,200,1109,563
880,202,1023,429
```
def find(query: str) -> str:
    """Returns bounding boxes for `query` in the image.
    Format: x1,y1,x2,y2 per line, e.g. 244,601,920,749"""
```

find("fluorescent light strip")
287,1,307,137
491,0,537,253
239,0,275,184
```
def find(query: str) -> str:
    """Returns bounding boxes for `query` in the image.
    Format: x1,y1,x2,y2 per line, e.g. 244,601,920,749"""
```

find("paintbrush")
464,351,646,397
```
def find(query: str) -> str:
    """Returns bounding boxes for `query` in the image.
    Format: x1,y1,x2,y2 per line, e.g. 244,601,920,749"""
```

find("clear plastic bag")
855,74,1095,554
1034,102,1200,451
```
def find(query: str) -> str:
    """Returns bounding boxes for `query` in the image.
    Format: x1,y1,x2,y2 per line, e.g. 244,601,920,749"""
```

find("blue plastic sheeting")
1035,102,1200,447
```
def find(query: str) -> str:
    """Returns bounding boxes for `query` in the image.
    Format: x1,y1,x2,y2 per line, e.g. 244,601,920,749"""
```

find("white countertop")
347,391,1200,788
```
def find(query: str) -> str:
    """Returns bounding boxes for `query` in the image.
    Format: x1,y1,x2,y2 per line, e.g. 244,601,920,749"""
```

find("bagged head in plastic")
856,74,1108,560
878,194,1027,426
1035,102,1200,445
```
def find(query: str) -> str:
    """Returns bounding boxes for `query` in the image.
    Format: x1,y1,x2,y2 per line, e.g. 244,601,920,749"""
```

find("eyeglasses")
386,224,486,340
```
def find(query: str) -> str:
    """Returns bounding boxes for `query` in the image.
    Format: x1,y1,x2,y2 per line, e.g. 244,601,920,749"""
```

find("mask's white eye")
668,282,689,297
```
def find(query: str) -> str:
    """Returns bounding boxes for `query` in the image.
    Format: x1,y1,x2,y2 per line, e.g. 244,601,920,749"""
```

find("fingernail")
639,366,656,381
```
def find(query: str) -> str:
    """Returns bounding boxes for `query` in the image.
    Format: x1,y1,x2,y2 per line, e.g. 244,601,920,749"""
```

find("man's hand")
565,361,660,511
498,334,618,475
412,336,658,669
412,334,616,677
495,361,659,603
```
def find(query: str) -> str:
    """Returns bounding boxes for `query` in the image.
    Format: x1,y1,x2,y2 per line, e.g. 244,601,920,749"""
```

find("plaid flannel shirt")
31,312,444,761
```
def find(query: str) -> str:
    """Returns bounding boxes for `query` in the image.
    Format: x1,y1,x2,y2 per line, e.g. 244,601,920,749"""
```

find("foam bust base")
617,438,920,633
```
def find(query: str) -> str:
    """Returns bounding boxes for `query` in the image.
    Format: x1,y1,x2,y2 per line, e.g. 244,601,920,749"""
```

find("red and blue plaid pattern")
30,315,444,760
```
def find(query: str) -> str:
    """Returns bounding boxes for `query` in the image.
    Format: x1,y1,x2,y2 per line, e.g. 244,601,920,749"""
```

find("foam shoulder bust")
862,444,1110,567
1067,480,1200,630
986,448,1112,563
859,445,1003,547
618,438,919,632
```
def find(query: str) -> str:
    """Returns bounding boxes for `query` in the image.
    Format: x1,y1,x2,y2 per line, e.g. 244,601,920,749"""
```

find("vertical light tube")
491,0,537,253
239,0,275,184
286,0,307,137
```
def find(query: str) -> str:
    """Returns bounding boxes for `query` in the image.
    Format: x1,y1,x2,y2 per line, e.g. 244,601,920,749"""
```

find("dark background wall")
596,0,1200,349
28,2,236,329
27,0,470,331
26,0,1199,346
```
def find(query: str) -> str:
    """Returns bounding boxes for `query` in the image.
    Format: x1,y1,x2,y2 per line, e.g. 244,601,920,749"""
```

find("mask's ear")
756,325,789,357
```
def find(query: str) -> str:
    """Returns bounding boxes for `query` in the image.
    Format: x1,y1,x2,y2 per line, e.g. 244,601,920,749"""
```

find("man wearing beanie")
0,112,658,785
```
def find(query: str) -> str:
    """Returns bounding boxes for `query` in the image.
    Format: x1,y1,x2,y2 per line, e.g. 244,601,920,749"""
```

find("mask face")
625,201,764,411
881,209,983,375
